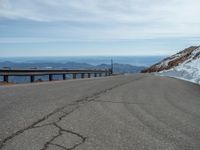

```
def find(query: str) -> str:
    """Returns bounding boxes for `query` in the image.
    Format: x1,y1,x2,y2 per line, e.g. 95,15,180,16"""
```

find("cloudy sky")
0,0,200,56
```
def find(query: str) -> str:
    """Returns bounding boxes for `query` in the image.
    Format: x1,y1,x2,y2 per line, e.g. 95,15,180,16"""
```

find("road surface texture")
0,74,200,150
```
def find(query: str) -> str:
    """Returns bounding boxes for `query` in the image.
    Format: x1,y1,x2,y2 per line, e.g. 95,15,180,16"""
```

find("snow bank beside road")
158,57,200,85
156,46,200,85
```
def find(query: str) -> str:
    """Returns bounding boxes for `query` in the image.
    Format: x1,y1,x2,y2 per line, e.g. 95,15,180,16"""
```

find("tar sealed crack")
0,79,136,150
40,123,87,150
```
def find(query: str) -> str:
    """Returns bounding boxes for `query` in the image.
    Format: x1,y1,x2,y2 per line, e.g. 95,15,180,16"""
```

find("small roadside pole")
111,59,114,75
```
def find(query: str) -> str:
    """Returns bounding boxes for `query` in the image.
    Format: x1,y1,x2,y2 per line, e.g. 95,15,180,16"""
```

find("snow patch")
158,57,200,85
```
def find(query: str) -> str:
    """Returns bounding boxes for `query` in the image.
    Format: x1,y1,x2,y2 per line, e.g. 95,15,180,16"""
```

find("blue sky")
0,0,200,56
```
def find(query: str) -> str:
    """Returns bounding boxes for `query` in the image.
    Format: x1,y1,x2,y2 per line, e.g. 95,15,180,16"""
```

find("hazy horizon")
0,56,166,67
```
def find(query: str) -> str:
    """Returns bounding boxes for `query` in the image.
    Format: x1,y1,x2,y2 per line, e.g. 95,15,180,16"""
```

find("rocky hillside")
142,46,200,84
142,46,200,73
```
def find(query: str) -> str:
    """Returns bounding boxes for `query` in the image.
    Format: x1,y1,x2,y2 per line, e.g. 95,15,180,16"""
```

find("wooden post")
73,73,76,79
49,74,53,81
30,75,35,83
3,75,8,82
81,73,85,79
88,73,91,78
63,74,66,80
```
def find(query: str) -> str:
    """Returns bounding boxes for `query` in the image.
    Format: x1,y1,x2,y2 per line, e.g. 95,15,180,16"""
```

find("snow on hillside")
158,47,200,84
141,46,199,73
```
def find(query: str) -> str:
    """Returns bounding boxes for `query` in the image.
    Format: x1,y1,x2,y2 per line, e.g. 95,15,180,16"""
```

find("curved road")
0,74,200,150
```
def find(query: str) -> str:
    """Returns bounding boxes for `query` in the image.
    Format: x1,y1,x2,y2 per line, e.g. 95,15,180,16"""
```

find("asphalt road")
0,74,200,150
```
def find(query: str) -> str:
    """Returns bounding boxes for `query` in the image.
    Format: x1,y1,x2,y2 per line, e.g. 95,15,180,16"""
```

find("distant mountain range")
142,46,200,84
0,61,145,73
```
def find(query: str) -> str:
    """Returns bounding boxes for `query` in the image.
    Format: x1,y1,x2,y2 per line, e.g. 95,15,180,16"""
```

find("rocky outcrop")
142,46,200,73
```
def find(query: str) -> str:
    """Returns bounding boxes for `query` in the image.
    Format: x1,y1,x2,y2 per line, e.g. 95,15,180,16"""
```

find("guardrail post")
88,73,91,78
3,75,8,82
109,69,112,76
63,74,66,80
81,73,85,79
73,73,76,79
30,75,35,83
49,74,53,81
105,71,108,76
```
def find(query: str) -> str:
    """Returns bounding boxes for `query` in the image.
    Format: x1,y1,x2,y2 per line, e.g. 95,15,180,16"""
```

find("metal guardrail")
0,69,112,83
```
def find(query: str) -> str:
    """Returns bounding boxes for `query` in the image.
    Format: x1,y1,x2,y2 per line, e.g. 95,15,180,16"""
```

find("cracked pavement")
0,74,200,150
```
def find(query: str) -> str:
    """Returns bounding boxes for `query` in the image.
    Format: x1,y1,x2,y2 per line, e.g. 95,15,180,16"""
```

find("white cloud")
0,0,199,23
0,0,200,40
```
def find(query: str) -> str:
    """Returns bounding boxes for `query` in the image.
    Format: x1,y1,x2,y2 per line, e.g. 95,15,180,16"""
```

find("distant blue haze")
0,56,165,67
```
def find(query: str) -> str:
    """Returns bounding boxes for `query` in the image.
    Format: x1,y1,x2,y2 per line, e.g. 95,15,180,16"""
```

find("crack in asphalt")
0,106,66,149
33,105,79,129
49,143,68,150
93,100,153,105
50,123,87,150
40,123,87,150
38,107,87,150
0,77,143,150
39,82,131,150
